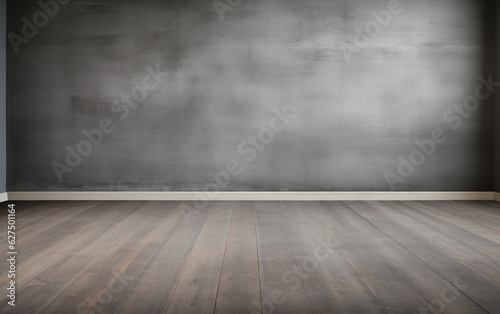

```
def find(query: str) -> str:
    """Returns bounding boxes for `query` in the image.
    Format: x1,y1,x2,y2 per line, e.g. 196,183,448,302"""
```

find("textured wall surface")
7,0,494,191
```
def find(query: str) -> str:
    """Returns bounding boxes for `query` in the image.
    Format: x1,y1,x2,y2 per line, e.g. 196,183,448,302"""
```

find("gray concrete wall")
7,0,495,191
0,0,5,193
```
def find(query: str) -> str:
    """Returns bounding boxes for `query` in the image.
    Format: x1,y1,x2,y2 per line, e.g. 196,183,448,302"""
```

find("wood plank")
309,201,449,313
1,201,117,272
398,201,500,262
0,202,118,278
0,201,78,233
255,201,345,314
39,201,181,313
486,200,500,210
214,201,261,314
374,201,500,285
420,201,500,233
1,200,499,313
15,202,100,231
468,201,500,215
0,202,138,292
345,201,500,314
316,201,487,314
405,201,500,245
286,201,385,313
0,201,148,314
13,201,104,237
452,201,500,226
165,201,233,314
103,201,212,313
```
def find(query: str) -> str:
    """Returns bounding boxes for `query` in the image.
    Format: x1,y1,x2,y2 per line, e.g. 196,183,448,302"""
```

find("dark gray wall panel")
7,0,494,191
0,0,5,193
495,0,500,193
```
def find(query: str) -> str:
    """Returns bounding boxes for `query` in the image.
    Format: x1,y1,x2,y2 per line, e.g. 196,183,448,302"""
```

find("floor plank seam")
253,201,264,314
104,201,182,314
397,201,500,263
212,201,234,314
344,201,492,313
320,202,390,313
163,203,212,313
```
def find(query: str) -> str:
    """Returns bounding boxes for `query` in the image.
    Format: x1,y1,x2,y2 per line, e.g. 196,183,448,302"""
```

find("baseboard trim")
6,191,496,201
0,193,7,203
494,192,500,202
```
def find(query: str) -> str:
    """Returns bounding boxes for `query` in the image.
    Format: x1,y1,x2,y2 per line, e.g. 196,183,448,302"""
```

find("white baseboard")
0,193,7,203
494,192,500,202
6,191,496,201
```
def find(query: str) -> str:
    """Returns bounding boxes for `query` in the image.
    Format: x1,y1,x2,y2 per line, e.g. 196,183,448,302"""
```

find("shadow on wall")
493,0,500,193
478,0,495,192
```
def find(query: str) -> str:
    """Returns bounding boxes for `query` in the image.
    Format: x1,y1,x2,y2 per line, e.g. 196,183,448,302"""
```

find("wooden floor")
1,201,500,313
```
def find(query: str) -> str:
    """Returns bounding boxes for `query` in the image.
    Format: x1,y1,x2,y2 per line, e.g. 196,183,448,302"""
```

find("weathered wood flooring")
1,200,499,313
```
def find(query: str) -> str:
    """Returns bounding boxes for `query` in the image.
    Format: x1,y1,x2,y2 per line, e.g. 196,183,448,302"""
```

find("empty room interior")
1,0,500,313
